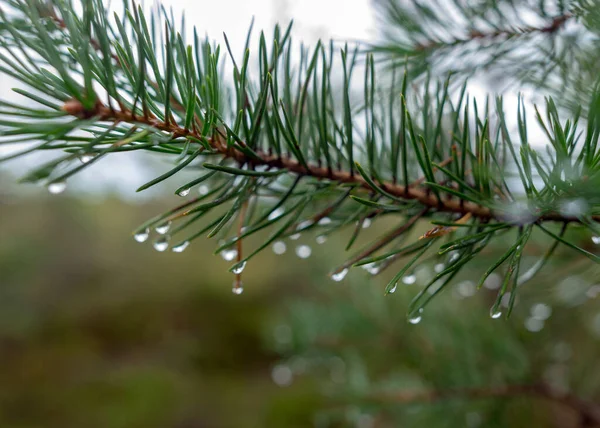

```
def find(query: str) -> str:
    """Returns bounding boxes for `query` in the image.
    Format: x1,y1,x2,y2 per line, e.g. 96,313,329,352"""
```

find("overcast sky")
0,0,375,199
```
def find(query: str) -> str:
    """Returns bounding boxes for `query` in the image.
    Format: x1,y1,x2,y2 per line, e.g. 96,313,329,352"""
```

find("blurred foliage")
0,195,598,427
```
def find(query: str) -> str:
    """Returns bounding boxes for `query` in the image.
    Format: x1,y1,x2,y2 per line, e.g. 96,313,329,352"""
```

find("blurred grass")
0,195,324,428
0,194,599,427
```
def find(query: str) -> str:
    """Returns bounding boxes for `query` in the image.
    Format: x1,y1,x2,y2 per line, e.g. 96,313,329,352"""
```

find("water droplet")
457,281,476,298
484,273,502,290
198,184,209,195
232,281,244,295
232,261,247,274
297,220,313,231
268,207,284,221
177,187,190,197
408,309,423,324
388,283,397,294
272,241,286,255
296,245,311,259
221,248,237,261
155,221,171,235
134,228,149,243
362,262,380,275
592,236,600,245
318,217,332,226
434,263,445,273
79,153,95,163
559,198,589,217
362,218,372,229
530,303,552,320
271,364,293,387
525,317,544,332
172,241,189,253
448,252,460,263
402,274,416,285
316,235,327,244
47,181,66,194
153,236,169,252
500,200,537,225
289,233,301,240
490,308,502,319
586,284,600,299
331,268,348,282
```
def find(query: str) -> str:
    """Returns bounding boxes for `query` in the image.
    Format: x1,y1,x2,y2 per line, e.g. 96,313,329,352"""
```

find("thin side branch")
414,13,572,52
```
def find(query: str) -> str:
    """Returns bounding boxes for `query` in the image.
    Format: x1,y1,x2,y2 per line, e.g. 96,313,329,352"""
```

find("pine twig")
62,99,600,225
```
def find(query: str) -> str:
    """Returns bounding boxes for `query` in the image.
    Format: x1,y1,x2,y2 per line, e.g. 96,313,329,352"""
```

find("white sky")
0,0,541,201
0,0,375,199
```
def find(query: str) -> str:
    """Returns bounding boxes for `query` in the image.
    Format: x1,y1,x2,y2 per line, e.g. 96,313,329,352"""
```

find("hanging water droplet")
79,153,95,163
362,218,372,229
221,248,237,261
318,217,332,226
177,187,191,197
316,235,327,244
388,283,397,294
232,261,247,274
592,236,600,245
331,268,348,282
408,309,423,324
268,207,285,221
155,221,172,235
296,245,311,259
47,181,66,194
198,184,209,195
490,308,502,319
153,236,169,252
402,274,416,285
232,281,244,295
362,262,380,275
272,241,286,255
134,228,150,243
290,233,301,240
172,241,189,253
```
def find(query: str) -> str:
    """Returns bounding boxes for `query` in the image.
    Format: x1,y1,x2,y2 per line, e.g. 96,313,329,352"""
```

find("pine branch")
0,0,598,311
413,13,573,53
368,383,600,426
61,97,600,225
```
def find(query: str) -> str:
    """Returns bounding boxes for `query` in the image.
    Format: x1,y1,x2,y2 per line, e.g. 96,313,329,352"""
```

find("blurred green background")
0,187,599,427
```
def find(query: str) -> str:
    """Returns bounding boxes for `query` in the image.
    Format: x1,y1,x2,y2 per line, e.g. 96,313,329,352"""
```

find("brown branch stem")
69,100,600,225
331,207,429,275
52,9,599,225
414,13,572,52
